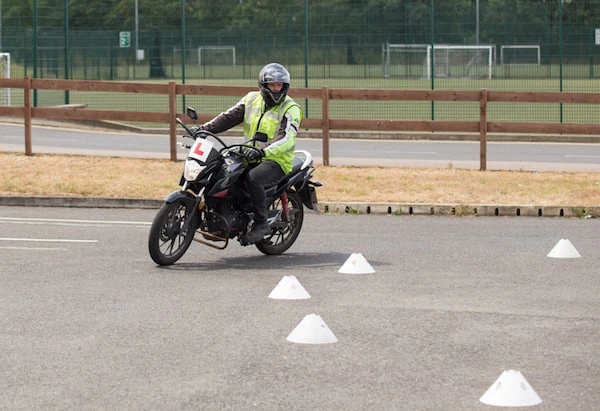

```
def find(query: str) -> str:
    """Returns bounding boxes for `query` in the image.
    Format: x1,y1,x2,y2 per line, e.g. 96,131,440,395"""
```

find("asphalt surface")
2,121,600,171
1,206,599,410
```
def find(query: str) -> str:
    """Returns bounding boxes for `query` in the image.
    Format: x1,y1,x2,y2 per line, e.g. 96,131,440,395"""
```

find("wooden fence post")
168,81,177,161
479,88,488,171
24,77,32,156
321,86,330,166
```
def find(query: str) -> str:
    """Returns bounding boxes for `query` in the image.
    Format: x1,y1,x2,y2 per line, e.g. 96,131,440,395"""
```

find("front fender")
165,190,198,209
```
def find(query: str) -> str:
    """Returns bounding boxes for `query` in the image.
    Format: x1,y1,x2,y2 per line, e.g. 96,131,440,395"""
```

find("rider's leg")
245,160,284,242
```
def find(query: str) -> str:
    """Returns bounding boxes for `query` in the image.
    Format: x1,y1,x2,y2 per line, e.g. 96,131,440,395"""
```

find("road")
1,206,599,409
2,123,599,171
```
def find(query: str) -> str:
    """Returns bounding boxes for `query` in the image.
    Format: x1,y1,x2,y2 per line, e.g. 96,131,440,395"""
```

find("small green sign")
119,32,131,48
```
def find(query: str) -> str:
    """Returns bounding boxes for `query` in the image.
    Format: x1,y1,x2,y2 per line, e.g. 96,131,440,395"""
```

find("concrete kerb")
0,196,597,218
323,202,599,218
0,196,163,209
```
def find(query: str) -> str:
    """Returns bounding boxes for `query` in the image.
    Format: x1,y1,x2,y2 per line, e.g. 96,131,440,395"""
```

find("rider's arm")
262,105,301,157
201,98,245,134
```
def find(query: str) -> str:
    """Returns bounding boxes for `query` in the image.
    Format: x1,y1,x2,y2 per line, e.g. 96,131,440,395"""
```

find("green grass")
5,62,600,127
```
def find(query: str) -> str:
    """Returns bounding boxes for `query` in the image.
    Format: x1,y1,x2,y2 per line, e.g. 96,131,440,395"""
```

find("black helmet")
258,63,290,106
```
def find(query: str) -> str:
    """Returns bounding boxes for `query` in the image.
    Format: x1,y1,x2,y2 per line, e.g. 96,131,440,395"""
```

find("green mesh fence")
2,0,600,125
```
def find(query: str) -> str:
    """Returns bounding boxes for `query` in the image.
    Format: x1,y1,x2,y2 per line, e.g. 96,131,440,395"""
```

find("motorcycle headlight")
183,159,205,181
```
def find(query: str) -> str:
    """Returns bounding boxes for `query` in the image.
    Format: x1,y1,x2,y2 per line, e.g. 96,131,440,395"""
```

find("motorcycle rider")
200,63,303,243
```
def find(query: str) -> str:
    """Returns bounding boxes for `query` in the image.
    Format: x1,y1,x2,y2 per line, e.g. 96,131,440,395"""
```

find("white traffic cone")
268,275,311,300
547,238,581,258
286,314,338,344
480,369,542,407
338,252,375,274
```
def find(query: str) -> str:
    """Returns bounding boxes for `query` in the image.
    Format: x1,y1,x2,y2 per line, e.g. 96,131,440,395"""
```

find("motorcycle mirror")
186,107,198,121
253,131,268,143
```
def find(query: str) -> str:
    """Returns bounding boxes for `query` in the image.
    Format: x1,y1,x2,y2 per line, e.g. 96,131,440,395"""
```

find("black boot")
245,220,271,243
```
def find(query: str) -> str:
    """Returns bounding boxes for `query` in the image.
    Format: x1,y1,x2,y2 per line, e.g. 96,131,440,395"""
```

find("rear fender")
297,181,322,210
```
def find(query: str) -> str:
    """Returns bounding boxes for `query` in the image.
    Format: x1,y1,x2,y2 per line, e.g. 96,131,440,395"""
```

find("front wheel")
256,191,304,255
148,200,197,266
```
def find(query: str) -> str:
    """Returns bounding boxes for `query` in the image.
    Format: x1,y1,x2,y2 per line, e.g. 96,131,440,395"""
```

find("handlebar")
176,117,195,136
177,110,263,157
221,144,263,160
176,116,228,148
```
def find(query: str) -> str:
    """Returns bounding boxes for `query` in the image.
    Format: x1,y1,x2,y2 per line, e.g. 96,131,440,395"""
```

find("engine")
203,199,250,238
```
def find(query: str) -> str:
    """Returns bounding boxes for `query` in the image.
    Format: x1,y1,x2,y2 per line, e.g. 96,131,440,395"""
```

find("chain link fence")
2,0,600,124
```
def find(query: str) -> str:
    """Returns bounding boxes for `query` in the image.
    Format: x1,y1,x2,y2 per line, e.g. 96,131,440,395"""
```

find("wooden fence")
1,77,600,170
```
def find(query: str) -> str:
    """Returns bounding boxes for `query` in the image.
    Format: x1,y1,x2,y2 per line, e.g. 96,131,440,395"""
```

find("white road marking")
0,238,97,243
0,217,151,225
0,221,145,228
0,217,146,246
0,246,67,251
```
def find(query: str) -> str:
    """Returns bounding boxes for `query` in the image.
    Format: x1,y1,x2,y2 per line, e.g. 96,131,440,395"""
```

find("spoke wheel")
148,200,197,266
256,191,304,255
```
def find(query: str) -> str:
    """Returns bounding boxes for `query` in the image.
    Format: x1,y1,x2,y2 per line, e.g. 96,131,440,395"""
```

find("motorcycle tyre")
148,199,197,266
256,191,304,255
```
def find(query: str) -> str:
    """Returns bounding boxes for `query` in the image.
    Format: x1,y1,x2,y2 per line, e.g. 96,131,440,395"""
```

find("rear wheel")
256,191,304,255
148,200,197,265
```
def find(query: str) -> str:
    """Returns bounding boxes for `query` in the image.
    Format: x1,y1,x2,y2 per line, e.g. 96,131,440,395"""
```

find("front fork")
164,186,205,235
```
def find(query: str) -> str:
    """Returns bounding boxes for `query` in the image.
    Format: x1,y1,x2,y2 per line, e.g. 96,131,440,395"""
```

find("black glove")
189,125,204,137
246,148,264,162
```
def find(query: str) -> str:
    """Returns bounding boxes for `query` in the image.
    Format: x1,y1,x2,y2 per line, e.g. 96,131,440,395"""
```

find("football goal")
197,46,236,66
382,43,429,78
500,45,541,66
383,43,494,79
426,45,494,79
0,53,10,106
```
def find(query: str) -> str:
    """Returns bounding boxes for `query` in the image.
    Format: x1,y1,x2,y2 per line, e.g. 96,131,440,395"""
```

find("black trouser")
245,160,284,224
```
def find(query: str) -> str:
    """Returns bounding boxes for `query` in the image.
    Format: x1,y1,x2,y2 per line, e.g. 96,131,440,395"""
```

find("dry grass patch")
2,153,178,199
1,152,599,206
315,166,600,205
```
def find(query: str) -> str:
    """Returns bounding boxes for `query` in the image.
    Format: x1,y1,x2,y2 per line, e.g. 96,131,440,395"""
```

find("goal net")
383,44,494,79
0,53,10,106
197,46,236,66
426,45,494,79
382,43,429,78
500,45,541,65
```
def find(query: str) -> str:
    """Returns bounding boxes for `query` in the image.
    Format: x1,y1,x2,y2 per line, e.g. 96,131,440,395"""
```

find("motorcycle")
148,107,321,266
